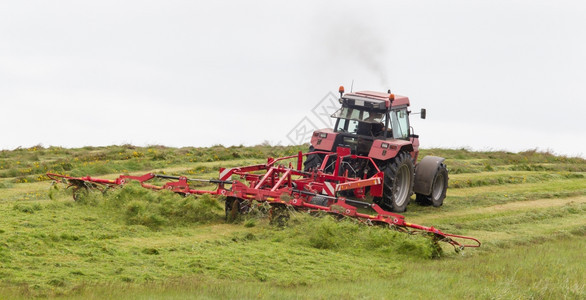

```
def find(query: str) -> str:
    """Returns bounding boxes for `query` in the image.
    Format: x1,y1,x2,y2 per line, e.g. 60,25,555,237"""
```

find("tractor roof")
342,91,410,109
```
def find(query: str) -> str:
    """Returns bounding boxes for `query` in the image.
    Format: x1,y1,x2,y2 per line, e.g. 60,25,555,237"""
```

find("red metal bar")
254,167,275,189
336,177,382,192
297,151,303,171
270,169,291,192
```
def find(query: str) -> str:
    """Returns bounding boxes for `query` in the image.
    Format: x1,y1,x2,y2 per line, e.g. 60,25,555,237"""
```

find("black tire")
225,197,241,223
72,186,89,202
269,204,290,227
303,146,323,172
416,163,448,207
377,152,415,212
309,196,329,207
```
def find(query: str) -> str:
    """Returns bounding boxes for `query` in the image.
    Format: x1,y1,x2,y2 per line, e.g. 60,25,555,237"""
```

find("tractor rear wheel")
416,163,448,207
379,152,415,212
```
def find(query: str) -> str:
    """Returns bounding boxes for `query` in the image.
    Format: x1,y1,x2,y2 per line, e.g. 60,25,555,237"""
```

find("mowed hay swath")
0,145,584,298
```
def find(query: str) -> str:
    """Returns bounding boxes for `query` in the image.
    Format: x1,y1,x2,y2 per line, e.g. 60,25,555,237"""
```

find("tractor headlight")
319,133,328,138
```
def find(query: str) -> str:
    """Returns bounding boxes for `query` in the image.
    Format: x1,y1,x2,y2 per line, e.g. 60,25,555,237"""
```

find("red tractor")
305,87,448,212
46,86,482,249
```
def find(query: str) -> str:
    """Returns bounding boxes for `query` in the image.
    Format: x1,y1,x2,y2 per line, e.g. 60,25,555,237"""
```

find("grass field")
0,145,584,299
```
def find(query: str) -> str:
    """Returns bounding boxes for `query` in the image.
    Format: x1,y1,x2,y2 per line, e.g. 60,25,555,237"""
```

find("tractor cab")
332,106,387,137
329,89,414,156
309,87,428,163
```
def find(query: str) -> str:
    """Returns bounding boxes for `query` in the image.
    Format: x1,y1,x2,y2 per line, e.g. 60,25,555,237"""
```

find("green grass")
0,145,585,299
2,238,582,299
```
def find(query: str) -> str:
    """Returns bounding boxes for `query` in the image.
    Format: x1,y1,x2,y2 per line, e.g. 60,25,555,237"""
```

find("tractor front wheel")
303,146,324,172
378,152,415,212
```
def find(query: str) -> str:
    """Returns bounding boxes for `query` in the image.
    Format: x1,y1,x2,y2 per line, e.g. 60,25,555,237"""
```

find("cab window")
391,108,409,139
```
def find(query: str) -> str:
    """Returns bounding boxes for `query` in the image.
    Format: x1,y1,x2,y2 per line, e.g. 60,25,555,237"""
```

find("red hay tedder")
47,87,481,251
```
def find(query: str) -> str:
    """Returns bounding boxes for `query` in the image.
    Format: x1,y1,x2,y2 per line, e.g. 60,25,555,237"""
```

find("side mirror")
420,108,427,119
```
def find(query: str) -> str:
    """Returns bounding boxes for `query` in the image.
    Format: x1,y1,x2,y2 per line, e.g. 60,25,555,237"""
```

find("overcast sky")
1,0,585,157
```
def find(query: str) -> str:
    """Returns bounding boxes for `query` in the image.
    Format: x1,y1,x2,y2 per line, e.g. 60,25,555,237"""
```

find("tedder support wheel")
225,197,242,223
416,163,448,207
379,151,415,212
225,197,251,223
269,204,290,227
72,186,89,202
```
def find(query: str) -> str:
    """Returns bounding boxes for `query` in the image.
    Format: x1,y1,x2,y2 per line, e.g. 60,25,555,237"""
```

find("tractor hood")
310,128,338,151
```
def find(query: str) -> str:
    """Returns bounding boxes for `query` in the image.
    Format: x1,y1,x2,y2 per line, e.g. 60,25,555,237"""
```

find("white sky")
1,0,585,157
